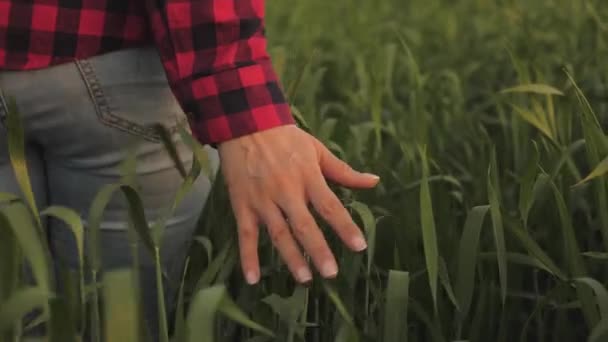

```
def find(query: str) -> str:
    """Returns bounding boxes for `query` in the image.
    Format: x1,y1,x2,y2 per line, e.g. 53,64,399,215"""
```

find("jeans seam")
74,58,182,142
0,89,8,130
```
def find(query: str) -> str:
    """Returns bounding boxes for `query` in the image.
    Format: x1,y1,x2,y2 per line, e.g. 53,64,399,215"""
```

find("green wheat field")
2,0,608,341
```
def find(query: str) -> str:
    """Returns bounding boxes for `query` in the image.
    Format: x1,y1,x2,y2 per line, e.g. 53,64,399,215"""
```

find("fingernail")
245,271,259,285
352,236,368,251
364,173,380,181
321,261,338,278
297,267,312,283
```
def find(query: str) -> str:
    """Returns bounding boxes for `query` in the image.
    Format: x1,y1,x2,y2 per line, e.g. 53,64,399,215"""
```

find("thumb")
314,138,380,188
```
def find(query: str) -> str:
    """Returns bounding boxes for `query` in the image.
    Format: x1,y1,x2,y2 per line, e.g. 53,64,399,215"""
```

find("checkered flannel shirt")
0,0,295,145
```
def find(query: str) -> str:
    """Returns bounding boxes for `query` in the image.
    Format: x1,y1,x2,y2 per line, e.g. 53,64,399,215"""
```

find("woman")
0,0,379,338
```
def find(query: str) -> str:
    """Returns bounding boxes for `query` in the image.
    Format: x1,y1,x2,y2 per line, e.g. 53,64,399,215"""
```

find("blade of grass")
335,322,359,342
5,97,40,226
119,185,155,253
103,270,139,342
582,252,608,260
149,148,203,245
154,247,169,342
193,236,214,263
49,294,78,342
564,69,608,253
261,286,307,340
574,278,608,319
348,201,376,278
551,181,598,327
510,104,556,146
0,223,20,342
87,183,129,342
508,225,567,281
488,149,508,305
519,282,569,342
0,203,50,292
589,318,608,342
479,252,556,275
195,239,235,291
409,299,446,342
40,206,86,334
469,284,489,342
40,207,84,273
218,294,275,337
347,200,376,330
0,214,20,297
574,154,608,187
0,222,20,317
0,192,18,203
0,287,50,333
455,205,489,321
522,173,550,226
177,125,213,180
439,257,460,312
500,84,564,96
383,270,409,342
108,139,153,318
124,218,149,342
186,285,273,342
419,146,439,314
553,140,586,181
173,258,190,342
115,185,169,342
322,281,354,327
519,142,539,226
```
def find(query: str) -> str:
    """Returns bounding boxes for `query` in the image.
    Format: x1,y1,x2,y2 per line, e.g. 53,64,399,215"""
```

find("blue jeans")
0,46,220,340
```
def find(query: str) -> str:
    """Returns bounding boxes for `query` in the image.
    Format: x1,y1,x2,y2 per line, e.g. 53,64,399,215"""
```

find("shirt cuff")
176,58,295,146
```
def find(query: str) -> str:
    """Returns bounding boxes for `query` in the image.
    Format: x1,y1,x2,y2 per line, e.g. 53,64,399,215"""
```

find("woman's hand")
218,124,380,285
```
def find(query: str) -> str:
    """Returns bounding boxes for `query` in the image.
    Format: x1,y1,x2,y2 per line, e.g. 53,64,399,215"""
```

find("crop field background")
2,0,608,341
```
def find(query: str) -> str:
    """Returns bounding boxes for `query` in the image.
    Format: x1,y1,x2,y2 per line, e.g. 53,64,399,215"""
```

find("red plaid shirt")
0,0,294,145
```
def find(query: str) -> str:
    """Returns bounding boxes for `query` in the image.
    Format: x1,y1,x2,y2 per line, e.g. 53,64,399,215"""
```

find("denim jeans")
0,46,220,340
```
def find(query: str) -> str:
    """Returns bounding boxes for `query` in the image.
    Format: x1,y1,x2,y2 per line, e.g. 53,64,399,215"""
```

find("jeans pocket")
74,47,189,142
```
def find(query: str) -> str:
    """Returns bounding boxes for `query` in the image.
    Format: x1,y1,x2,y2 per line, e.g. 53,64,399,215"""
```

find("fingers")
314,138,380,189
223,128,379,286
234,205,261,285
235,201,314,285
280,199,339,279
258,203,313,284
306,172,368,252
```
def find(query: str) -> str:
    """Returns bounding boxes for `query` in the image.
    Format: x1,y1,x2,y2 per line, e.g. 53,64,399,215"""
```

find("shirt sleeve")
145,0,295,145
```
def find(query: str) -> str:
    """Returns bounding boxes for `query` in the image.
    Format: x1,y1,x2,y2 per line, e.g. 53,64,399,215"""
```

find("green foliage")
3,0,608,341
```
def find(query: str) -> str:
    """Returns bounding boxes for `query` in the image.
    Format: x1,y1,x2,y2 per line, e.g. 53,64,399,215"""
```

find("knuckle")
271,170,288,182
251,194,275,212
275,185,304,207
239,225,257,240
272,173,294,193
269,225,290,244
318,198,342,219
292,219,315,239
300,164,318,178
287,151,303,166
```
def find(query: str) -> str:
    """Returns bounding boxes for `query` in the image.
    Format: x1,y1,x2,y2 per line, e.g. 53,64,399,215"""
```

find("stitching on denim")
74,58,185,142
